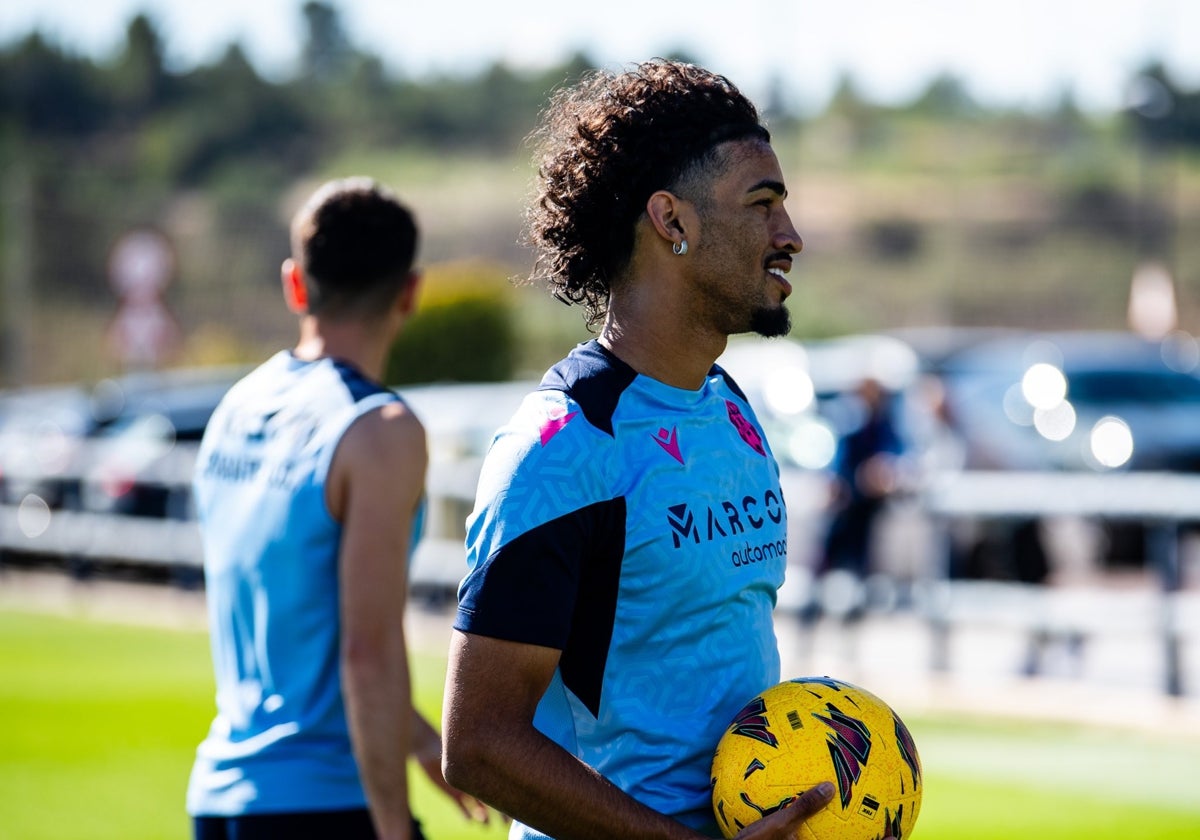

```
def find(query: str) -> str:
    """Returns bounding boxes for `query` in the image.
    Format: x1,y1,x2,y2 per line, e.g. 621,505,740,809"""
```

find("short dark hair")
523,59,769,327
290,177,419,320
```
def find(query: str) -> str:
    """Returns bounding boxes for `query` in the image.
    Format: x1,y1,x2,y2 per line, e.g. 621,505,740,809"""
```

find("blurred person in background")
441,59,890,840
187,177,486,840
813,377,906,620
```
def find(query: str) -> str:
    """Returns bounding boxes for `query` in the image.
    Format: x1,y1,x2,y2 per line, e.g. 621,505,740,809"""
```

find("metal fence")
1,384,1198,697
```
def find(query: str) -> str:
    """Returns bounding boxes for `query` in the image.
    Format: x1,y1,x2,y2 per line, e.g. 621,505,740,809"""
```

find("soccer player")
442,61,878,840
187,178,485,840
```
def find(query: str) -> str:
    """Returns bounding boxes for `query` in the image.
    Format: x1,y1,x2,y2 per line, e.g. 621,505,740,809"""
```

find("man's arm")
442,630,838,840
330,402,427,840
410,705,492,823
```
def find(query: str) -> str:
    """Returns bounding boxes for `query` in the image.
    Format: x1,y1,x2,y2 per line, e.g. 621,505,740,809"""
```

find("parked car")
75,374,240,519
935,329,1200,573
1,367,249,518
939,330,1200,474
0,384,94,510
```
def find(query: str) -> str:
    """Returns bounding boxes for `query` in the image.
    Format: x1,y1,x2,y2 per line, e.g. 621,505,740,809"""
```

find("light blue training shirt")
187,351,417,816
456,340,787,837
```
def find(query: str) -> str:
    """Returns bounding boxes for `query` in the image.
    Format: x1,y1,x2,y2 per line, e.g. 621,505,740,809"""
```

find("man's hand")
732,782,833,840
730,782,898,840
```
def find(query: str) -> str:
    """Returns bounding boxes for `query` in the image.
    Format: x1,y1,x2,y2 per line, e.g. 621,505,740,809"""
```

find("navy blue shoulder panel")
331,358,393,404
454,495,627,717
710,362,751,404
538,340,638,437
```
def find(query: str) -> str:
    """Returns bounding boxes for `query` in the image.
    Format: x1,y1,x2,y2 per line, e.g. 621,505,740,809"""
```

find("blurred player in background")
442,60,889,840
814,376,907,620
187,177,485,840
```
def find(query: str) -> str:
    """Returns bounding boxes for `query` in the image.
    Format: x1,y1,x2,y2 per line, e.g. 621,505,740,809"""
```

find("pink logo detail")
725,400,766,456
652,426,684,464
539,409,577,446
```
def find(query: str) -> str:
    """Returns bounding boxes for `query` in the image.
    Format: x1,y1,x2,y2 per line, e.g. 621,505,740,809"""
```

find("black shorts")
193,809,426,840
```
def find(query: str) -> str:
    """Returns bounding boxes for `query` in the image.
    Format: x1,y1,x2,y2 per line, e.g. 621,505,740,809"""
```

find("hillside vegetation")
1,4,1198,385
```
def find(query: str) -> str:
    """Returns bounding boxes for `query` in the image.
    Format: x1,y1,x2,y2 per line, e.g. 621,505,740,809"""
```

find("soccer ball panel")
711,677,922,840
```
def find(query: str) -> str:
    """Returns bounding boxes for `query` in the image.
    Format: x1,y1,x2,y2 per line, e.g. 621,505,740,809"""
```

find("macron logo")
539,410,577,446
653,426,684,464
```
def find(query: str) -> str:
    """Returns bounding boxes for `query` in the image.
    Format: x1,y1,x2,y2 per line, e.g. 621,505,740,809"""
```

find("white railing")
3,455,1198,696
920,470,1198,697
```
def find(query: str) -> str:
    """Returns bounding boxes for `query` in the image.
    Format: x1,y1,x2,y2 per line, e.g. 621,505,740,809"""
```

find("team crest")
725,400,765,456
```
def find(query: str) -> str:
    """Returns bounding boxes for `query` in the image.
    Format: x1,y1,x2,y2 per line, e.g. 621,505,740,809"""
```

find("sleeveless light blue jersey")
456,340,787,837
187,351,417,816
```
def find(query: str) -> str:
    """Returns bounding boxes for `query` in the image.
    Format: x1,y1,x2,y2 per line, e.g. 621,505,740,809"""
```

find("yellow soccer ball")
711,677,922,840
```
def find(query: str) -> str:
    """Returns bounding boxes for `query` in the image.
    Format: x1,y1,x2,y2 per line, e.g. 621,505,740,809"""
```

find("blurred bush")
385,260,517,384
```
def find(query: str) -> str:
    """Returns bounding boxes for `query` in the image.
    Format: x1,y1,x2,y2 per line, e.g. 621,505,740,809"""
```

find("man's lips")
767,265,792,297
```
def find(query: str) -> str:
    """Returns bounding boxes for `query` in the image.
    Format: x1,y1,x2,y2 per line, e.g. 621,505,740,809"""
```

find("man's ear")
645,190,691,251
281,259,308,313
396,270,421,318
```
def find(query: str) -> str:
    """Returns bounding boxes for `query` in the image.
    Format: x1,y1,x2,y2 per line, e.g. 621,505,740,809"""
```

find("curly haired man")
441,61,880,840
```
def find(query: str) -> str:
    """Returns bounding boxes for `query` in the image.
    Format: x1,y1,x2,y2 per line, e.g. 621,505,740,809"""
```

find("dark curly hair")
523,59,770,328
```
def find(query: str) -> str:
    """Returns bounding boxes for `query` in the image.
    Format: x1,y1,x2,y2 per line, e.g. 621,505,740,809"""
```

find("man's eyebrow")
747,179,787,198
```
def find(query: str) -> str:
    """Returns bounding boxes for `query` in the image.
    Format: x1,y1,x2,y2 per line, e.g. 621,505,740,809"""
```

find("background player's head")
523,59,769,328
285,176,420,322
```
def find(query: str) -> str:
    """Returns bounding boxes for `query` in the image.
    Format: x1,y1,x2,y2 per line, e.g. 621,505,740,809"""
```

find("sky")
2,0,1199,113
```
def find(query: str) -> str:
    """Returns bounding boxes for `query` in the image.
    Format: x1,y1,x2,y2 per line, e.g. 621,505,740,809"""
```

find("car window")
1067,370,1200,405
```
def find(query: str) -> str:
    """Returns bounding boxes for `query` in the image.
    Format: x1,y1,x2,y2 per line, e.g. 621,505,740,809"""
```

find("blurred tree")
377,52,596,152
1124,63,1190,264
906,72,979,119
186,43,262,95
4,6,1200,385
1051,85,1084,123
300,0,355,84
108,14,171,121
153,44,314,185
761,72,800,130
825,72,890,153
1128,63,1200,150
0,33,105,135
827,72,871,117
1035,84,1089,150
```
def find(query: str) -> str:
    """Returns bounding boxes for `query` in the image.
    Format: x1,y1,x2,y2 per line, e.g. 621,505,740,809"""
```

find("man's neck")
292,316,390,382
598,306,727,391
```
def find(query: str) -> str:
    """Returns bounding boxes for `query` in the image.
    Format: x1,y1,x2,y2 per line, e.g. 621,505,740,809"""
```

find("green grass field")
2,606,1199,840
